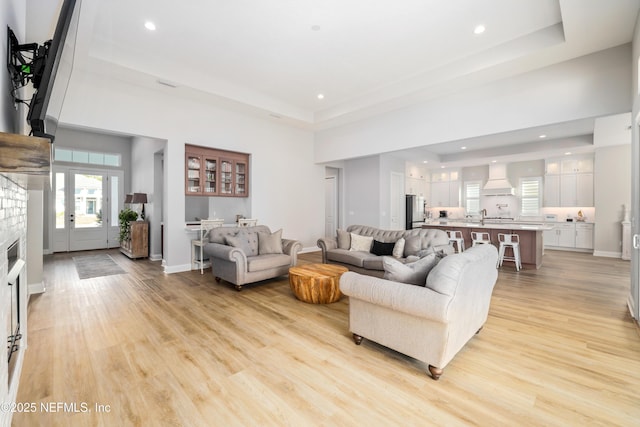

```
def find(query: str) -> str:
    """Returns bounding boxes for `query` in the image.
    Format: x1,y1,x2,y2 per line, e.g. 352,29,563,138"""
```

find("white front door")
52,167,123,252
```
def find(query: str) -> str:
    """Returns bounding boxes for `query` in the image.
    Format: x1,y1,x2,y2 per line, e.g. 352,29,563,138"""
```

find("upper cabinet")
185,145,249,197
544,155,593,207
429,168,460,207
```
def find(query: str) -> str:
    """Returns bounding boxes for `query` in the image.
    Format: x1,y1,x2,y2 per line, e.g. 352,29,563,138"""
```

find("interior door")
52,167,123,252
325,175,338,237
390,172,404,230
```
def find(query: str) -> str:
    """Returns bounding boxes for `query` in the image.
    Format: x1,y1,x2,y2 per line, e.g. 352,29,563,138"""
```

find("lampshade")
124,194,133,203
132,193,148,204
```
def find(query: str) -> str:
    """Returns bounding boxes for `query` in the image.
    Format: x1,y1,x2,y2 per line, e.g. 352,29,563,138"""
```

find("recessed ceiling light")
311,25,321,31
461,146,467,150
473,25,485,35
564,152,572,155
539,134,547,138
422,160,428,164
440,165,445,169
145,21,156,31
491,160,497,163
317,94,325,100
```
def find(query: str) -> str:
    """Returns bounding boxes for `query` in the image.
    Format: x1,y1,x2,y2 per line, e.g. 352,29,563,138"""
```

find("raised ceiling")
28,0,640,164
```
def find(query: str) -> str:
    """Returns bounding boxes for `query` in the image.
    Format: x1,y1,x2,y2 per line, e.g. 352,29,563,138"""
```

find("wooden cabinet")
120,221,149,259
185,145,249,197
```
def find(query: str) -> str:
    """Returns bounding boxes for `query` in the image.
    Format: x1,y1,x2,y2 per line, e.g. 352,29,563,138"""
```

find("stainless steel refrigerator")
405,194,425,230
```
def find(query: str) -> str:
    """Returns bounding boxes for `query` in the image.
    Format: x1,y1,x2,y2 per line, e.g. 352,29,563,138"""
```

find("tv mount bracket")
7,27,50,90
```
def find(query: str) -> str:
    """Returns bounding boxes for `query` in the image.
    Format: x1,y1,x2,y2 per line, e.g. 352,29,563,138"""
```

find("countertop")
421,221,554,231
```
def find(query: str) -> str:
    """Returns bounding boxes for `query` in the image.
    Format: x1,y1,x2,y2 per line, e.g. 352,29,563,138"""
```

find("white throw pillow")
392,238,405,258
349,233,373,252
383,253,440,286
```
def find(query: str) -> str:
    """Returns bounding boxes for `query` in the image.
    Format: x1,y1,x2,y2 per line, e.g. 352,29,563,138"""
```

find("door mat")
73,254,127,280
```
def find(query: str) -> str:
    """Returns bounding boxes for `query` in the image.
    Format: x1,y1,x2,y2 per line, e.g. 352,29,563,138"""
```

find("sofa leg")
428,365,443,380
234,285,242,291
352,334,363,345
215,277,221,282
476,326,483,334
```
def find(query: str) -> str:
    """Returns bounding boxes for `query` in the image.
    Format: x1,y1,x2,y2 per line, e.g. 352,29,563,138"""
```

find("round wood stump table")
288,263,349,304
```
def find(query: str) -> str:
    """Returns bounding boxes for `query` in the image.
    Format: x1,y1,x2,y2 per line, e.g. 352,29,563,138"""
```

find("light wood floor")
13,249,640,426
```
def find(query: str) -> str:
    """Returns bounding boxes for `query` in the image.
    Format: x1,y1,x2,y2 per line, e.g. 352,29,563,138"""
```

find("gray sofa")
203,225,302,291
339,244,499,380
317,224,453,277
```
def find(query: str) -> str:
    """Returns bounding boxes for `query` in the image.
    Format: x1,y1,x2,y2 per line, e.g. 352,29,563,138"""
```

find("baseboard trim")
300,247,321,254
149,253,162,262
163,263,192,274
593,250,623,258
28,281,45,295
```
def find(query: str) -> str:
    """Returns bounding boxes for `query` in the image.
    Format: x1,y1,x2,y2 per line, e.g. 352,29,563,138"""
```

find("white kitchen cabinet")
544,155,593,207
575,223,594,250
406,176,426,196
543,174,560,207
544,223,576,248
429,168,460,207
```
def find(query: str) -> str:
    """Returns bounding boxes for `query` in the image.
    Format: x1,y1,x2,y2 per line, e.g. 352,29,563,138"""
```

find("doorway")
325,168,340,236
52,166,124,252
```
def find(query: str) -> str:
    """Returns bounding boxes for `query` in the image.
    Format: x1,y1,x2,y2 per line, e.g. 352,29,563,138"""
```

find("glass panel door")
220,159,233,195
186,155,202,194
235,161,247,195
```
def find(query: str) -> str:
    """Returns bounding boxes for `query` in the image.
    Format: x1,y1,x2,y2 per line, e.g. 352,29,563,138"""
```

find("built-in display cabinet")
544,155,593,207
185,145,249,197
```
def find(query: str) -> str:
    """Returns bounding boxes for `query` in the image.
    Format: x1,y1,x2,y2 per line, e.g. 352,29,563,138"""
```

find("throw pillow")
403,235,421,257
383,253,441,286
350,233,373,252
337,229,351,249
225,230,259,256
370,240,395,256
392,238,405,258
258,229,283,255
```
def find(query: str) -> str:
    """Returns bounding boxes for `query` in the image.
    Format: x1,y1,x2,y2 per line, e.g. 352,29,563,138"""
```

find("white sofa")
339,244,499,380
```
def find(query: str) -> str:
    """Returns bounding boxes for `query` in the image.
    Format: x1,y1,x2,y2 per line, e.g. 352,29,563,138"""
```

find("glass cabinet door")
220,159,233,195
186,154,202,194
235,161,247,196
203,157,217,194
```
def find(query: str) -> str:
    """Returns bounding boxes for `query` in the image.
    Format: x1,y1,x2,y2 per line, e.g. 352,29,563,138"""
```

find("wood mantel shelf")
0,131,51,175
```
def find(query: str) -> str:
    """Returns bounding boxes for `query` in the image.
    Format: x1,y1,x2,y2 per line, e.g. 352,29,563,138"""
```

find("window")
54,147,121,167
464,181,481,215
520,177,541,216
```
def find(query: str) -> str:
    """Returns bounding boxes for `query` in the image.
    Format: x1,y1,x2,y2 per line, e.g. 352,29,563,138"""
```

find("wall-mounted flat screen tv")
7,0,81,142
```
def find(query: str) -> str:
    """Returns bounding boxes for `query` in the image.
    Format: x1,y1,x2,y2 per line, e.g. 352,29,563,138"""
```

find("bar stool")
471,231,491,247
497,233,522,271
447,230,465,253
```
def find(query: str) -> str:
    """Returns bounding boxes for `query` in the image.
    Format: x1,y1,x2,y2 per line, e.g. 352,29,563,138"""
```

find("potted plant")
118,208,138,243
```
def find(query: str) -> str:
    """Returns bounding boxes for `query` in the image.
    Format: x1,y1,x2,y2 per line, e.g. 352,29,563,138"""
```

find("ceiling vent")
483,163,515,196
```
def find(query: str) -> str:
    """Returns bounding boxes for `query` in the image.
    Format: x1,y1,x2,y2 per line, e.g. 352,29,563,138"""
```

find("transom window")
54,147,121,167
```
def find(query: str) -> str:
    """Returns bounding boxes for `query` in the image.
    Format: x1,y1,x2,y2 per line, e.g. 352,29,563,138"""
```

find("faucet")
480,209,487,225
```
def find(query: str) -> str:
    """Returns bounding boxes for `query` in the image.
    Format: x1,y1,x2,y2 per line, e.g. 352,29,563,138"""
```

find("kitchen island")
422,221,553,269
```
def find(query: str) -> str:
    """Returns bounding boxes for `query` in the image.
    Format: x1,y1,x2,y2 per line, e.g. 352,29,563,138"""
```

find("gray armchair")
203,225,302,291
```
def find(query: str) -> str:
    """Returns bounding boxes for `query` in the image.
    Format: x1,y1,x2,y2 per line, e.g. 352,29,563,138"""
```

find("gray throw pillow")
383,253,441,286
225,230,259,256
337,229,351,249
258,229,283,255
403,235,421,257
392,238,405,258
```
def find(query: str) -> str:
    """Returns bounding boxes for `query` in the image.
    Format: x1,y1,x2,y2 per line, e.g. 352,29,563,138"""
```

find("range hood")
483,163,515,196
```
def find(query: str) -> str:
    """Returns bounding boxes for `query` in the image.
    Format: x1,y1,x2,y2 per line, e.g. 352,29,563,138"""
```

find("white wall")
59,69,322,270
594,145,631,257
315,44,632,163
131,136,165,260
343,156,381,227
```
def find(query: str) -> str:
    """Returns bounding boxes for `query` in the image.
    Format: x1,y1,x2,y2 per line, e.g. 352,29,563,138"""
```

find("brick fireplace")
0,175,28,427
